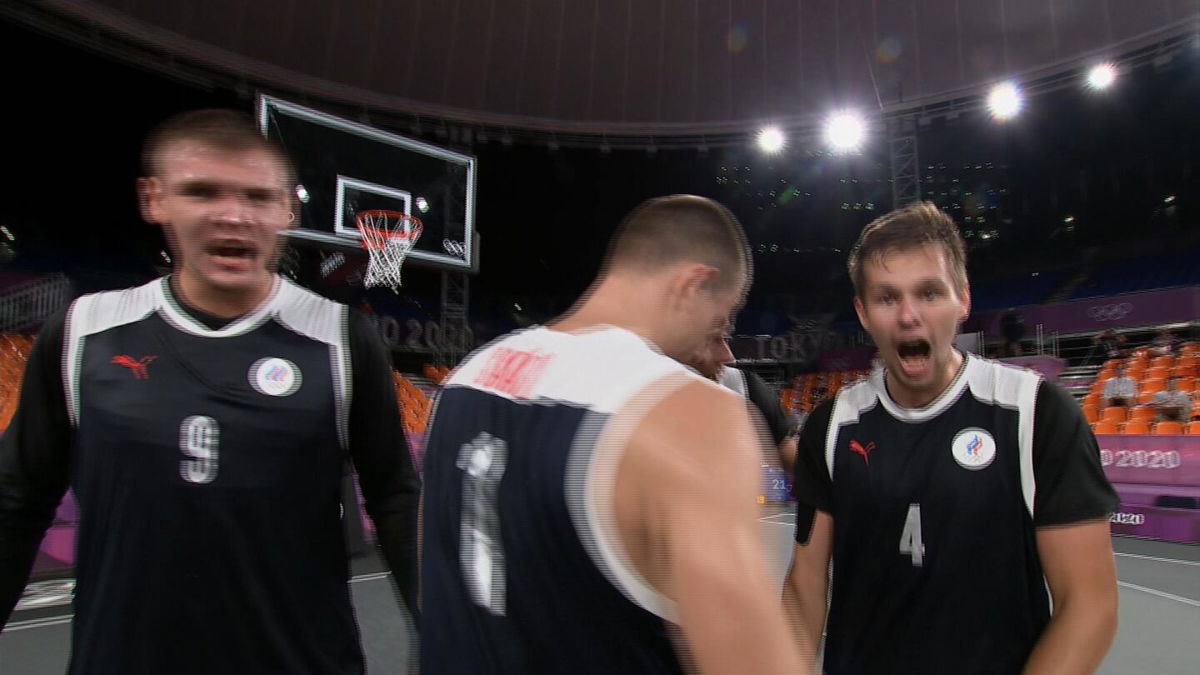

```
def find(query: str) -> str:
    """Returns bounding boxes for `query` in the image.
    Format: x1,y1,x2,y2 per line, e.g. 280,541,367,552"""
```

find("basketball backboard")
258,95,477,272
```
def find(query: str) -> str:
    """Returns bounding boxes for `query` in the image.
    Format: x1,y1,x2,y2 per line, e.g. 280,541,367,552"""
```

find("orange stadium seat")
1093,420,1120,435
1141,377,1165,393
1101,406,1128,423
1129,406,1156,422
1152,355,1175,369
1145,367,1170,382
1122,420,1150,435
1154,421,1184,435
1188,421,1200,435
1081,404,1099,424
1137,390,1159,406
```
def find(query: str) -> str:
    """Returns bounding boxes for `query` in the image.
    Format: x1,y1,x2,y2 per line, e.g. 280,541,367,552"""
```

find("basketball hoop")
355,210,423,289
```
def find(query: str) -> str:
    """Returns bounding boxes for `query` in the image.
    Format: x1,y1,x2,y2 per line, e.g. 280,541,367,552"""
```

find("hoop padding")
355,210,423,289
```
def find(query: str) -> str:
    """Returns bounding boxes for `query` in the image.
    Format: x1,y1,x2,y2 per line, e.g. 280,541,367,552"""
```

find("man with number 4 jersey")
421,195,814,673
0,110,420,674
784,202,1119,674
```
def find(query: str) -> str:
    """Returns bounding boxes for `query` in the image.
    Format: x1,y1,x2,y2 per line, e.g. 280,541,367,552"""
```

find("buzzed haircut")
847,201,967,298
604,195,751,291
141,109,296,187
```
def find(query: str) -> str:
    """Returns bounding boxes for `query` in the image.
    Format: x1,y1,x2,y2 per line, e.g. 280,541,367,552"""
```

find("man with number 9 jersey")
784,202,1119,674
0,110,420,674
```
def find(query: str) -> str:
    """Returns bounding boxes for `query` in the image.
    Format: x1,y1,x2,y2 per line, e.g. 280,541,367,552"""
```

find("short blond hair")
847,201,967,297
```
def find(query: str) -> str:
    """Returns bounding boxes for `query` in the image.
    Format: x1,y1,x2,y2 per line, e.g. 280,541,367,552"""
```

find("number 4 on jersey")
900,503,925,567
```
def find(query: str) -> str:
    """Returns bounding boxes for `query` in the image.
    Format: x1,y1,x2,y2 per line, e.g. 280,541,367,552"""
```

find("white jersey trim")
63,280,161,426
961,357,1043,518
875,353,972,423
566,375,694,624
716,366,747,398
62,277,352,445
270,280,353,450
156,276,281,337
826,377,881,480
453,325,704,622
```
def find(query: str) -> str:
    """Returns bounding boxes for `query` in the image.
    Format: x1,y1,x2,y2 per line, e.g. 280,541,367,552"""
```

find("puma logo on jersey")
849,440,876,465
111,354,157,380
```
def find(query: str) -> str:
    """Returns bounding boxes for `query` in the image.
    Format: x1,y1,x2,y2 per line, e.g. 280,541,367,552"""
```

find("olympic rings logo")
443,239,466,258
1087,303,1133,321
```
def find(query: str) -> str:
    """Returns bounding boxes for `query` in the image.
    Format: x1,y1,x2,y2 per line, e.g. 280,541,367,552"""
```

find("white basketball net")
356,211,423,289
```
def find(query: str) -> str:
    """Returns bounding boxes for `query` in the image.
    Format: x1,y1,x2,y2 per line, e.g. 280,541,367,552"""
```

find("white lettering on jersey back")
447,326,706,622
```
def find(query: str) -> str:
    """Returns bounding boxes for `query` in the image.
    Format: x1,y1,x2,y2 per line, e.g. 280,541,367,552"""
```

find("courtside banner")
969,286,1200,335
1097,434,1200,486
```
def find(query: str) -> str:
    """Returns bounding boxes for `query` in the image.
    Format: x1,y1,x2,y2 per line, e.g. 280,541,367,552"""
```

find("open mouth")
895,339,932,378
207,242,258,264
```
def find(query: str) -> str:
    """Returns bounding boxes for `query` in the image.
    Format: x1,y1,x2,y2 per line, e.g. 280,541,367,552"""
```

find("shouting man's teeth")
896,339,931,378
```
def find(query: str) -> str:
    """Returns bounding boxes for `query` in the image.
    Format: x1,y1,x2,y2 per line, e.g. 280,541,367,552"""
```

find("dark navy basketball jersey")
791,354,1117,675
422,326,703,674
63,277,364,674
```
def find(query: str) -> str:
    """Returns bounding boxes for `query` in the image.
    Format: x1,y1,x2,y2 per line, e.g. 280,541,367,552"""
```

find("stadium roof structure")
9,0,1199,147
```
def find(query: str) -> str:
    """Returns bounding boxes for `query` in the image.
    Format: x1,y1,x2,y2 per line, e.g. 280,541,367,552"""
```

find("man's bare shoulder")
619,377,757,486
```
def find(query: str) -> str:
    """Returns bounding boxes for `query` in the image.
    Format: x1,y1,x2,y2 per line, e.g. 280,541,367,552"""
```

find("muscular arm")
1023,520,1118,674
1024,381,1120,672
346,311,422,624
0,313,72,626
782,398,835,656
627,378,814,673
783,510,832,653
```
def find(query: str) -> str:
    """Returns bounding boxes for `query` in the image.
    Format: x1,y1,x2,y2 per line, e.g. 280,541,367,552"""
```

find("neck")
551,277,667,352
173,272,275,319
887,350,965,409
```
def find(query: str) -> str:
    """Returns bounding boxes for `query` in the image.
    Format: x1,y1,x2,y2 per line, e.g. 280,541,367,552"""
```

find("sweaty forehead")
862,243,954,288
158,140,287,183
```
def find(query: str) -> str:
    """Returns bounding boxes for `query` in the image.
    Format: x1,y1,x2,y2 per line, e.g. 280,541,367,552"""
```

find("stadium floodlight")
756,126,785,154
1086,63,1117,90
987,82,1022,120
825,111,866,152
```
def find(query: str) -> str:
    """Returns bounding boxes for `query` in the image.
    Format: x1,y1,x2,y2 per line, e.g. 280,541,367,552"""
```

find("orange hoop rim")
355,210,423,250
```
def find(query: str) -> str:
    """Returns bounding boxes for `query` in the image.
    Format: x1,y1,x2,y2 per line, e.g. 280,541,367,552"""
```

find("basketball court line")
3,572,395,633
1116,581,1200,608
3,615,72,633
1113,552,1200,567
759,512,796,524
8,546,1197,633
758,514,1200,569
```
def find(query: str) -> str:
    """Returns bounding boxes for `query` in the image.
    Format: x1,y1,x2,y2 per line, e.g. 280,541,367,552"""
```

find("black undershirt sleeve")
1031,379,1120,527
0,310,72,627
346,309,422,625
791,399,836,544
743,370,790,446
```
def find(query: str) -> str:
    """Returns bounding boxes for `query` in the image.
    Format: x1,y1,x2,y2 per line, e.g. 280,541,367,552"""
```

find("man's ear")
854,295,870,332
138,177,162,224
666,262,718,308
